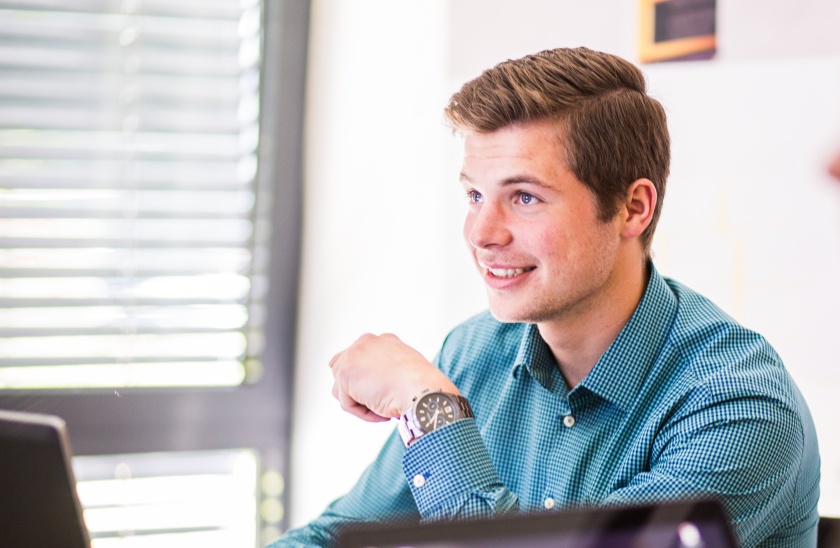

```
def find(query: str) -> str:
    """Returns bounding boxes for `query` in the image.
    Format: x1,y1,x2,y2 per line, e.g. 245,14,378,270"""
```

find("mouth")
480,262,536,279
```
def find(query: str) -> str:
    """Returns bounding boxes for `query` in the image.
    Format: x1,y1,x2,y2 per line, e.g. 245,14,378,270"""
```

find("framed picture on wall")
639,0,716,62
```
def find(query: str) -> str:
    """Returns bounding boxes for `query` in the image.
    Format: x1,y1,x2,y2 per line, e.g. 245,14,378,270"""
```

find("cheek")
530,227,568,265
534,223,607,269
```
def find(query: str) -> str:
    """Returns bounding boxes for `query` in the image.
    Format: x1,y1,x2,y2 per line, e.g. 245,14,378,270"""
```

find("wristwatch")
397,391,474,447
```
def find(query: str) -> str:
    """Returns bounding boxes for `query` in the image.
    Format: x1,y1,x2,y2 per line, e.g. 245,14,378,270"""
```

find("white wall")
290,0,465,527
290,0,840,528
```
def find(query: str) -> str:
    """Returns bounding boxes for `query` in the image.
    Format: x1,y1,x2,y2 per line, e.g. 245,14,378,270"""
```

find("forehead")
464,120,562,152
461,121,569,182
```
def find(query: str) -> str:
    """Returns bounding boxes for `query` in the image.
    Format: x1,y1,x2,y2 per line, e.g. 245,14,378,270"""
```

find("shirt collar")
579,264,677,411
513,264,678,408
514,324,567,394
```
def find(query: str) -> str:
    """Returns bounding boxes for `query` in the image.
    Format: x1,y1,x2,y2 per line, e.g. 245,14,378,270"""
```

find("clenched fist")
329,333,460,422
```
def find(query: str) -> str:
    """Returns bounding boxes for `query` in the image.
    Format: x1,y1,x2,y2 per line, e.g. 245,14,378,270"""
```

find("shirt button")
562,415,575,428
544,497,555,510
412,474,426,488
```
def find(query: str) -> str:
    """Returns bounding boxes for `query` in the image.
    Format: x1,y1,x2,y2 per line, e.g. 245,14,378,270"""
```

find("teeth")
489,268,526,278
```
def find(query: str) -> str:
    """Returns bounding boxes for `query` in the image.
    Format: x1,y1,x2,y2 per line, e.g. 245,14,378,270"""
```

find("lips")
479,261,536,280
487,267,534,278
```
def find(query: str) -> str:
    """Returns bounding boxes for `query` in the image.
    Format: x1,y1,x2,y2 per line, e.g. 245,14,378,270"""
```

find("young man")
269,48,820,547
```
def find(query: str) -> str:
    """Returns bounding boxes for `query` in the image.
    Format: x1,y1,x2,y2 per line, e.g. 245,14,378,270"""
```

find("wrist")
401,382,460,414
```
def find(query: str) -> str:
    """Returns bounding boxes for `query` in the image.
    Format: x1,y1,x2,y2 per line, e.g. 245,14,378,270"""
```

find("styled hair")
444,47,670,256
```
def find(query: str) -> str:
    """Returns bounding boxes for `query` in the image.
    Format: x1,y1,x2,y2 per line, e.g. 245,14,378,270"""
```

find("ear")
620,178,657,240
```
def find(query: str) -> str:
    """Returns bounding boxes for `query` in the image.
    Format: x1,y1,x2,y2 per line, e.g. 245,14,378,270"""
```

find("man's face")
460,121,624,326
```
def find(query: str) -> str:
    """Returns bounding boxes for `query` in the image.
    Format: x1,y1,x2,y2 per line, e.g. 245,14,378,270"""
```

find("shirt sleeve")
267,418,520,547
602,388,818,548
403,417,520,521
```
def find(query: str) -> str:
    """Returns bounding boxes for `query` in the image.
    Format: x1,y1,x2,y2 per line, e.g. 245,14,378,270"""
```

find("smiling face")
461,120,627,327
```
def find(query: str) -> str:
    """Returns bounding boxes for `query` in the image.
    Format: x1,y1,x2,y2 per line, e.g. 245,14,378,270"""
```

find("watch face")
415,393,457,432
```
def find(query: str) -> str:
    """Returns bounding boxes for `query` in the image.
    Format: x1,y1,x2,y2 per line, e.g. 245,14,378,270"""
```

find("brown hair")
444,47,670,256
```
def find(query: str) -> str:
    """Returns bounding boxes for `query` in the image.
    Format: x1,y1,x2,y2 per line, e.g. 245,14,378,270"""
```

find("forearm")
267,519,338,548
325,334,520,518
269,420,520,547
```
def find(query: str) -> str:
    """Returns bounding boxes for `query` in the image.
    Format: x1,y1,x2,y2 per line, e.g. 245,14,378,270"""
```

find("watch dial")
415,394,456,431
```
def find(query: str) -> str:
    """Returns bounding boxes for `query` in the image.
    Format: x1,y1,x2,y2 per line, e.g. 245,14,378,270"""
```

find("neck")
538,255,649,389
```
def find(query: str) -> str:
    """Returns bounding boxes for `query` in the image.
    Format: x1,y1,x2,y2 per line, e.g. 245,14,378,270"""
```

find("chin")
488,294,566,325
487,302,534,325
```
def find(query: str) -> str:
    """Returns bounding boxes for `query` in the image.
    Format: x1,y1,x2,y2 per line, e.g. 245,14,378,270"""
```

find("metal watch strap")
397,392,473,448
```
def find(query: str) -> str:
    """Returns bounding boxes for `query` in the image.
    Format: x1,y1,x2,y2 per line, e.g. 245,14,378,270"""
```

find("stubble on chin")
485,290,557,325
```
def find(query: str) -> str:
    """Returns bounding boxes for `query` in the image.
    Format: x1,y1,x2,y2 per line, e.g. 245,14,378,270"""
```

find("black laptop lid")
0,409,91,548
338,498,737,548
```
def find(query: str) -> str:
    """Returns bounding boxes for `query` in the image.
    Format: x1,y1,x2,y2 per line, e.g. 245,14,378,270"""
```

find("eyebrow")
459,172,555,190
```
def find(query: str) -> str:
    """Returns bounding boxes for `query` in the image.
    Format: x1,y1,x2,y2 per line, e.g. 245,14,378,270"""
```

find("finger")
348,400,390,422
336,383,360,413
358,409,390,423
336,389,386,422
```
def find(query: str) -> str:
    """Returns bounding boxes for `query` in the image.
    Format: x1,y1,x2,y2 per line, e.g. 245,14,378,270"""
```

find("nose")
465,201,512,249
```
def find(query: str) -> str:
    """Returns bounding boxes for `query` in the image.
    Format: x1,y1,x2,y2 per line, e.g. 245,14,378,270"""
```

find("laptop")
338,497,738,548
0,409,92,548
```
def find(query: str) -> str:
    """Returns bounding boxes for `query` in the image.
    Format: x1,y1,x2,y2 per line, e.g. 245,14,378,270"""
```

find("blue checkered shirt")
271,266,820,547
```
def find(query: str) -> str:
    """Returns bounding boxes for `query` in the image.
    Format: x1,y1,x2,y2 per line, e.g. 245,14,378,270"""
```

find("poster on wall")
639,0,716,63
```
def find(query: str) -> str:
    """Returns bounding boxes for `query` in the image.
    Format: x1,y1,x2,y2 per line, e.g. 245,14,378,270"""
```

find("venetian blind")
0,0,266,389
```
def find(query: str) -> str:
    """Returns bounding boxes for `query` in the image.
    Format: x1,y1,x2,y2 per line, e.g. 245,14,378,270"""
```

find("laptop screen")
338,498,737,548
0,409,91,548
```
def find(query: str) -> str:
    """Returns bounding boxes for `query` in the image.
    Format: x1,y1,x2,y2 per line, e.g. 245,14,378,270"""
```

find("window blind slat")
0,11,247,42
0,159,255,187
0,130,254,156
0,1,247,19
0,249,251,271
0,75,247,102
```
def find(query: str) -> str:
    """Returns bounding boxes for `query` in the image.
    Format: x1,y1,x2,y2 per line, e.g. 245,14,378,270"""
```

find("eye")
516,191,538,205
466,189,483,204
